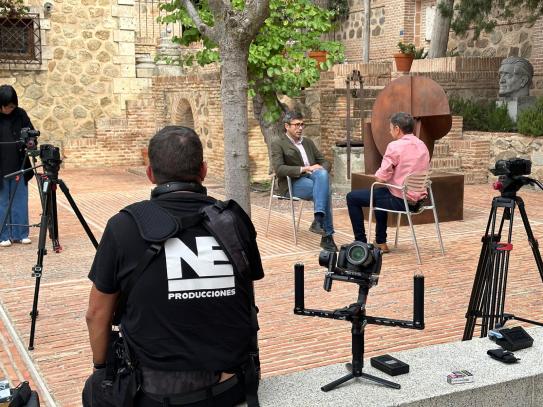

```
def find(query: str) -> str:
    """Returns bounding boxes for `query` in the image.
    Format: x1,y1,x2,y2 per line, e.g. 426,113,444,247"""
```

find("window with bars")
0,13,41,64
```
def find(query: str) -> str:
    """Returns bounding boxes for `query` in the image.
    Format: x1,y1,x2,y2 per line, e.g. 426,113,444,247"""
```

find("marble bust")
498,57,533,99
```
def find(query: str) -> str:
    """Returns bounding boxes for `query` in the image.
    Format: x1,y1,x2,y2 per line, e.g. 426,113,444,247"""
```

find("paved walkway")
1,168,543,406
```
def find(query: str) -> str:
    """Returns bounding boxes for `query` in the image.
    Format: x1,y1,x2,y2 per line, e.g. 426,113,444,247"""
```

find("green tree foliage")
449,97,516,132
517,97,543,136
160,0,344,123
0,0,28,16
440,0,543,39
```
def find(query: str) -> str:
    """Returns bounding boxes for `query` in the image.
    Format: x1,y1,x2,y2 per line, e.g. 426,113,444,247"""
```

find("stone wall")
0,0,150,146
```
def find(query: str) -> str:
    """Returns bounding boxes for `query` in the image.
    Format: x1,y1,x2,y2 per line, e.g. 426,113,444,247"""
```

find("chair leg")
296,200,304,232
432,206,445,255
265,178,274,237
406,211,422,265
394,213,401,248
289,196,298,245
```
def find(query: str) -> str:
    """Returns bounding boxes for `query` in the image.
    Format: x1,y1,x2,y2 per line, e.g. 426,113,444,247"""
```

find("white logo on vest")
164,236,236,300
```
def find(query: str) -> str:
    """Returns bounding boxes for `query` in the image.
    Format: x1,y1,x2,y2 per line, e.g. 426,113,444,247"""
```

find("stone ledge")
257,327,543,406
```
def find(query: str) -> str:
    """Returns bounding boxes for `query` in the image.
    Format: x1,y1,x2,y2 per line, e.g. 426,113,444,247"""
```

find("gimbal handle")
294,263,425,330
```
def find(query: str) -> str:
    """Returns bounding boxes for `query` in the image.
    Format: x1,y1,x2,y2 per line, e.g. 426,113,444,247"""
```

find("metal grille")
0,14,41,64
135,0,182,45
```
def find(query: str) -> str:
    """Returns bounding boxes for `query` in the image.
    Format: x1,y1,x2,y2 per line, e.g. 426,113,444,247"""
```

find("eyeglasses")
289,122,305,128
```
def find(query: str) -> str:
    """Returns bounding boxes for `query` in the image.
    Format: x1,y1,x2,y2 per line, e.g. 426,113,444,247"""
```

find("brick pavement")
0,168,543,406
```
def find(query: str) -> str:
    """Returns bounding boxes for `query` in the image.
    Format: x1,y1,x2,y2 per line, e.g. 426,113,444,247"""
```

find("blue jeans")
0,177,29,241
346,187,405,244
291,169,334,236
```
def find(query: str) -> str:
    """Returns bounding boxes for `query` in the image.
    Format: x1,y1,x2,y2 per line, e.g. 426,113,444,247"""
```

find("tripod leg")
28,178,53,350
47,184,62,253
321,372,355,392
516,198,543,282
360,372,400,389
57,179,98,249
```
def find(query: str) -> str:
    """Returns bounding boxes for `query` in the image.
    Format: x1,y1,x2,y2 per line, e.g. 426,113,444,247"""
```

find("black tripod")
320,288,400,392
463,176,543,340
294,263,425,392
6,147,98,349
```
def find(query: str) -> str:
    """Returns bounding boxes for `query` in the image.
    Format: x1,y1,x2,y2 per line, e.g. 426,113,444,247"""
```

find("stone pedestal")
351,172,464,225
332,146,364,194
135,54,156,78
154,35,184,76
497,96,537,122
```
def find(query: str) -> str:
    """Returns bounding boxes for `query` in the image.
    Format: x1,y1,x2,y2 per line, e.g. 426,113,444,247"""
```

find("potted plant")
394,42,427,72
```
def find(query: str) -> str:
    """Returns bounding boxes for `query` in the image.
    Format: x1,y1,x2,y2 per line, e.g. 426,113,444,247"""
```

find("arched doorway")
172,98,195,129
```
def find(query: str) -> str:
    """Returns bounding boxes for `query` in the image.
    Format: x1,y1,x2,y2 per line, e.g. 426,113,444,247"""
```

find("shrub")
517,97,543,137
449,97,516,132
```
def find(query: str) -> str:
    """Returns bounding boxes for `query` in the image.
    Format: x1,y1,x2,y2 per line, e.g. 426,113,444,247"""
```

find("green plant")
397,42,427,59
517,97,543,137
0,0,28,16
449,97,516,132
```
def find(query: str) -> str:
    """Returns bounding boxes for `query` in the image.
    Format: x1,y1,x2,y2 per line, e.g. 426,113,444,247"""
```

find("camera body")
319,241,382,290
40,144,62,174
490,158,531,177
20,128,40,151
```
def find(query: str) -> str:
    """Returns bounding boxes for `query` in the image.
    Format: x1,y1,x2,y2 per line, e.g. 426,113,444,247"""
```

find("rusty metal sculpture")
364,75,452,174
353,75,464,224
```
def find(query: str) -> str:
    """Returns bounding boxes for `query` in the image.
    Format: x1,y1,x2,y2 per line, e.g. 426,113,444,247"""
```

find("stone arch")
171,96,195,129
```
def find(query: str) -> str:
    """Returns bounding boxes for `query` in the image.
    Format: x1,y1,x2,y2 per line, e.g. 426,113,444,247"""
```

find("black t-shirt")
0,107,33,179
89,191,264,371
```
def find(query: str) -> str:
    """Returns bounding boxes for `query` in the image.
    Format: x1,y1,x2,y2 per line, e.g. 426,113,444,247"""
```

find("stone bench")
257,326,543,406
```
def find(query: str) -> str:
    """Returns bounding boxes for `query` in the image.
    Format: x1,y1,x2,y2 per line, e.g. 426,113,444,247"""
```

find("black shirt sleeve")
88,218,121,294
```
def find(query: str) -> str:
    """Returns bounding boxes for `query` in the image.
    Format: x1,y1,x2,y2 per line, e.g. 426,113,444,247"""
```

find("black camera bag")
9,381,40,407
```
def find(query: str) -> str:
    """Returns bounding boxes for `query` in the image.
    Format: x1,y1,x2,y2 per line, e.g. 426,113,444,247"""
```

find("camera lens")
347,243,369,266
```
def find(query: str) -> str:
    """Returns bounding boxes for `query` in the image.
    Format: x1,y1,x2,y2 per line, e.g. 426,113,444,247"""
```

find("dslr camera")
490,158,531,177
20,128,40,152
319,241,382,291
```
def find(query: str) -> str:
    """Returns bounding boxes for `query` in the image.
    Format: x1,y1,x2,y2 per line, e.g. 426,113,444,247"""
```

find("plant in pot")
394,42,427,72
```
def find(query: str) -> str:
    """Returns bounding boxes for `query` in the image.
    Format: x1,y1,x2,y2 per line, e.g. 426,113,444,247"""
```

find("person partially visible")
0,84,33,247
346,112,430,253
83,126,264,407
271,111,338,252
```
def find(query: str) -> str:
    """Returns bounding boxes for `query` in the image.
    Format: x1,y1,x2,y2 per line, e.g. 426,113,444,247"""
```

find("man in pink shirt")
346,112,430,253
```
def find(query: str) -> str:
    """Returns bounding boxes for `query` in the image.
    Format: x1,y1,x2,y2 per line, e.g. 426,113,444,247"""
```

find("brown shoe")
373,241,390,253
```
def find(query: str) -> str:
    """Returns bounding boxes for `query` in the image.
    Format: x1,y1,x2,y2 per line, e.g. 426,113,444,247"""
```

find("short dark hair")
148,126,203,184
390,112,415,134
0,85,18,107
283,110,303,124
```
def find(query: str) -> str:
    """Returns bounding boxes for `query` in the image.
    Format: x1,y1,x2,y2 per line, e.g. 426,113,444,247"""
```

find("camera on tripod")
320,242,382,291
20,128,40,152
490,158,531,177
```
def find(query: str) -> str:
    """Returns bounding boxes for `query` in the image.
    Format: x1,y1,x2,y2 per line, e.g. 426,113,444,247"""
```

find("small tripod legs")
321,305,400,392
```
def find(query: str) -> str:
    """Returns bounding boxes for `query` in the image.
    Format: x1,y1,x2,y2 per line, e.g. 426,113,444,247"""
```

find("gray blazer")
271,134,330,196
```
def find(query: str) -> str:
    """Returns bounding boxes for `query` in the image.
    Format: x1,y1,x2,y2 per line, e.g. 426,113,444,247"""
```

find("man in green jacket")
271,111,337,251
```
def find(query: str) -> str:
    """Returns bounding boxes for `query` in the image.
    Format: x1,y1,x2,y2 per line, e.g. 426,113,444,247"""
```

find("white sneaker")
0,240,12,247
20,238,31,244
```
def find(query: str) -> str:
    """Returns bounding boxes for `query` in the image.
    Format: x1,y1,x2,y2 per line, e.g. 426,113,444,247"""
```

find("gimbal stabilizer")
294,257,424,392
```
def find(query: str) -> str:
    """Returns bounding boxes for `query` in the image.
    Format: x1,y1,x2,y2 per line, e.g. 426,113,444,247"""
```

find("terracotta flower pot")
393,53,414,72
308,50,328,64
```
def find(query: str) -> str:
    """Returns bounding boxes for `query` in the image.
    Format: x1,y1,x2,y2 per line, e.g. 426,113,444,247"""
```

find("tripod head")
490,158,543,198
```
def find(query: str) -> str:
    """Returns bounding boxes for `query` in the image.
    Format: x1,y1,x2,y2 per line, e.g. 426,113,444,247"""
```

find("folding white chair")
367,171,445,264
265,174,307,244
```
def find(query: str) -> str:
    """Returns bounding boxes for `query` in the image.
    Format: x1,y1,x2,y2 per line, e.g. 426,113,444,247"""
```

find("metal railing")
135,0,182,45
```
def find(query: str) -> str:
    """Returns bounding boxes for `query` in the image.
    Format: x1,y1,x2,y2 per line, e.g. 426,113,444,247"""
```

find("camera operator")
0,85,34,247
347,112,430,253
83,126,264,407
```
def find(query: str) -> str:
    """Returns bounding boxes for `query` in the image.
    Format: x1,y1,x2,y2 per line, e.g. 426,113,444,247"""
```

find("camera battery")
370,354,409,376
447,370,474,384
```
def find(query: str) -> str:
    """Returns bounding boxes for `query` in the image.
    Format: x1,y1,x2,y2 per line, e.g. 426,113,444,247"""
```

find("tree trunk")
362,0,370,63
428,0,454,58
220,45,252,215
252,92,285,175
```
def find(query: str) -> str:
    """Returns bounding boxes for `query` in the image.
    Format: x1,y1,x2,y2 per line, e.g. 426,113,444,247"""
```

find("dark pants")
82,369,246,407
346,187,405,244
